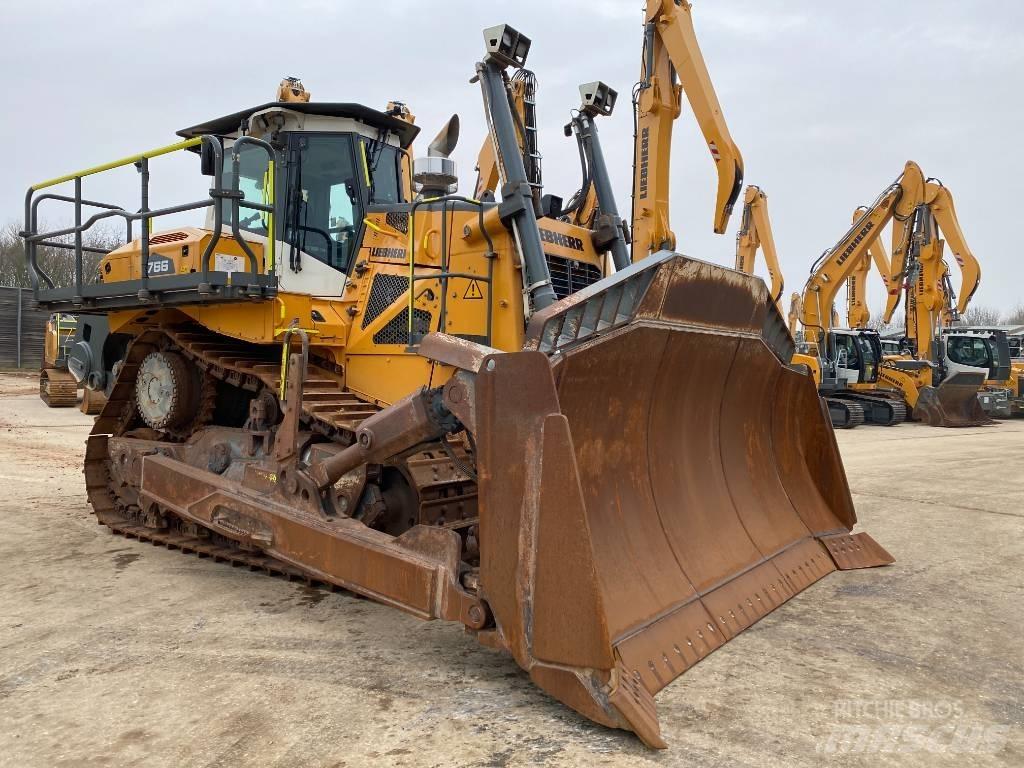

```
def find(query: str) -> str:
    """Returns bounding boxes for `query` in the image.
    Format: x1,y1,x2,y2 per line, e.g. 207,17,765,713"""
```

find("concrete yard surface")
0,370,1021,767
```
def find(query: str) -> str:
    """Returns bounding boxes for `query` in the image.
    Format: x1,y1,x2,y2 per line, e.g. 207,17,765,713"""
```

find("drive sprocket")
136,352,207,436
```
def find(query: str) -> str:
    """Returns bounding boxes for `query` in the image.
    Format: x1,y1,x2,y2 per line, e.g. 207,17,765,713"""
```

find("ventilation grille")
546,255,602,299
385,211,409,234
373,308,431,345
362,274,409,329
150,231,188,245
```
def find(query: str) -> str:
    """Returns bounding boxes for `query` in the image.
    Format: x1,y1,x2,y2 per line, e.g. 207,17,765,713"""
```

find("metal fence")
0,286,48,369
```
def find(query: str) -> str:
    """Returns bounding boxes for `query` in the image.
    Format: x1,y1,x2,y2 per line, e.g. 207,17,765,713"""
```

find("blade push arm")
632,0,744,259
734,185,784,308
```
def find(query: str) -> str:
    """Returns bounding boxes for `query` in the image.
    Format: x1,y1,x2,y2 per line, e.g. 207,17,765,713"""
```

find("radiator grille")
150,231,188,245
362,274,409,329
546,255,602,299
385,211,409,234
373,308,431,345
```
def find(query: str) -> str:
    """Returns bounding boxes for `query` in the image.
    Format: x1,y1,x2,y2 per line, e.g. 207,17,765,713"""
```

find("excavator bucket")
913,372,992,427
465,252,893,748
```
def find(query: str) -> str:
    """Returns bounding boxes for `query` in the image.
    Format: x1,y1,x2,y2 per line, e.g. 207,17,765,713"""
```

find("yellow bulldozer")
38,312,107,413
38,313,79,407
21,22,893,749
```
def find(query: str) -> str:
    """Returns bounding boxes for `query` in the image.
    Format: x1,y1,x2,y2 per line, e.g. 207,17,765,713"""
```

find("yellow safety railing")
30,138,203,191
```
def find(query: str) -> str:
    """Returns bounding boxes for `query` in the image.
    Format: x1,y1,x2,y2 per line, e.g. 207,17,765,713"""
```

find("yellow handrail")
30,137,203,191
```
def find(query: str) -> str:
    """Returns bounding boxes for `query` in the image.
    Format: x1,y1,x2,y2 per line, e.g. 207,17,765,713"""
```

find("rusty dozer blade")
913,371,992,427
465,252,893,748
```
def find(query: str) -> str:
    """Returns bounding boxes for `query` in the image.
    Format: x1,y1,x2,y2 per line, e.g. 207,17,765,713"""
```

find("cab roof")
176,102,420,148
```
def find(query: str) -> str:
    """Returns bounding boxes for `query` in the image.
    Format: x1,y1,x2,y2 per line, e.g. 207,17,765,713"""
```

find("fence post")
16,287,23,368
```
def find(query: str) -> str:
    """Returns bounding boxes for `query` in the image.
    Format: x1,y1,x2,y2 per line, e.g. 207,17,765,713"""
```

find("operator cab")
823,329,881,389
178,99,418,297
941,329,1012,382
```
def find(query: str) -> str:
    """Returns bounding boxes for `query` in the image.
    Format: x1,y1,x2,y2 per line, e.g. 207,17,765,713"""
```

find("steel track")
84,325,476,584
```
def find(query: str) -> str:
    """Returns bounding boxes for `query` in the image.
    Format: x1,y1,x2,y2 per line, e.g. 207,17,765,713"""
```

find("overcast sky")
3,0,1022,313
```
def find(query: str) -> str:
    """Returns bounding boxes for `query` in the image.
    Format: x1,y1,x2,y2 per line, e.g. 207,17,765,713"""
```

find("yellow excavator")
792,166,925,427
880,190,1007,422
21,23,892,749
790,163,991,428
734,185,784,311
793,161,989,427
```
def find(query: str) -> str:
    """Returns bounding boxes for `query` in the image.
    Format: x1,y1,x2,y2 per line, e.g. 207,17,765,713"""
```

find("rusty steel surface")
913,372,994,427
79,254,892,751
418,332,499,373
80,386,107,414
472,254,893,747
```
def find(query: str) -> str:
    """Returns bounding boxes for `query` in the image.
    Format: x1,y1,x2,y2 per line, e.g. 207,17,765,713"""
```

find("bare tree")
1004,304,1024,326
866,306,904,334
0,221,123,290
960,305,1003,327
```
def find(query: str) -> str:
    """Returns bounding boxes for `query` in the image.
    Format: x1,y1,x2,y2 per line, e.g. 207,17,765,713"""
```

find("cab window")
221,142,273,237
947,337,991,368
361,140,403,204
834,334,859,367
284,134,363,273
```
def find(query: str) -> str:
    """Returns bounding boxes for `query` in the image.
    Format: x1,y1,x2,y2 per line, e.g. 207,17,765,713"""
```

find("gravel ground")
0,372,1020,767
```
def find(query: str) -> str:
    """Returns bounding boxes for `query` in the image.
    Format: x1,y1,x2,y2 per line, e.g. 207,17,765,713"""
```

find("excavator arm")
788,292,802,336
884,178,980,330
735,185,784,308
926,182,980,316
800,161,924,343
845,206,897,329
632,0,743,259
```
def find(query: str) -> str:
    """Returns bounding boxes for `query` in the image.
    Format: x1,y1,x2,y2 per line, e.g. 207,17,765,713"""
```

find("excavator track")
838,392,908,426
84,326,476,584
825,397,866,429
40,367,78,408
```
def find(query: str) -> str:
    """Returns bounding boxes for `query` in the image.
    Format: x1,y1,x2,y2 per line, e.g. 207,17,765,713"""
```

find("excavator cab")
940,329,1013,417
879,338,903,356
826,329,881,389
943,331,1010,382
